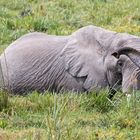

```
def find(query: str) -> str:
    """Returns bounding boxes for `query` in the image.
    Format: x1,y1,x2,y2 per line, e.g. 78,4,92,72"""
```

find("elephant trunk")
121,61,140,94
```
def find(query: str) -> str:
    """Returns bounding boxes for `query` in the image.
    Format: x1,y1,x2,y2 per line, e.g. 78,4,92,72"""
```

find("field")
0,0,140,139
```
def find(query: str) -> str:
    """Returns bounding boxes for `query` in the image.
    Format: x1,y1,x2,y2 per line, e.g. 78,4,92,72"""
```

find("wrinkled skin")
0,25,139,95
112,39,140,93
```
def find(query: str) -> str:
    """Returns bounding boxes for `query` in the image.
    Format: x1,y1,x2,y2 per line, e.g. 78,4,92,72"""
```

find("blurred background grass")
0,0,140,139
1,0,140,52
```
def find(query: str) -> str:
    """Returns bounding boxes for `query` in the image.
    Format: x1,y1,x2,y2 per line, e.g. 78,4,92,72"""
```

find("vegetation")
0,0,140,139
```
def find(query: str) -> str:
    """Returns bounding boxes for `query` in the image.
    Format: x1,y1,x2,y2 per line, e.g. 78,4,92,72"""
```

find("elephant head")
61,25,123,96
112,38,140,93
62,25,140,96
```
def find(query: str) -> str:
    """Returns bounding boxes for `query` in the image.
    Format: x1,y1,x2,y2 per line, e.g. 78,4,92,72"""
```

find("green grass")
0,91,140,139
0,0,140,139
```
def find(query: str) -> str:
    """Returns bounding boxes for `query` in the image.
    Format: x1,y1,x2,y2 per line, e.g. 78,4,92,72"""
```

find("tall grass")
0,90,140,139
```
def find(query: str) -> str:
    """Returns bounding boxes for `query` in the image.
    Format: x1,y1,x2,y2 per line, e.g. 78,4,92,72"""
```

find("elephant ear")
61,26,105,90
112,47,140,68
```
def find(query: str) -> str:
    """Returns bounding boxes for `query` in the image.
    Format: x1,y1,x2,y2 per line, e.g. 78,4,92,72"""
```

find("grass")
0,0,140,139
0,91,140,139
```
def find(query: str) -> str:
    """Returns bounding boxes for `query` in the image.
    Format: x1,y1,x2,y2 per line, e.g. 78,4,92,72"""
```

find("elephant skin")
0,25,139,95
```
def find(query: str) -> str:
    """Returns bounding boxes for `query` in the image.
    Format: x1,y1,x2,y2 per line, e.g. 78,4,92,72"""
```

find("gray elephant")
0,25,139,95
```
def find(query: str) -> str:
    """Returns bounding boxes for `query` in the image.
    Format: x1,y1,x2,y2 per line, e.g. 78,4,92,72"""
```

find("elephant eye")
117,60,123,67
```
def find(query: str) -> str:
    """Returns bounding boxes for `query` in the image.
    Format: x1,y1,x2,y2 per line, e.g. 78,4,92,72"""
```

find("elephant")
0,25,139,95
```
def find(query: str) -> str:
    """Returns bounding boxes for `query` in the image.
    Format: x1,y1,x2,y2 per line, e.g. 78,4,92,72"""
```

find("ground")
0,0,140,139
